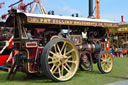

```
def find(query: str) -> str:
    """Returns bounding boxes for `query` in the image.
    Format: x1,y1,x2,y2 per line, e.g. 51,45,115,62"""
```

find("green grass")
0,57,128,85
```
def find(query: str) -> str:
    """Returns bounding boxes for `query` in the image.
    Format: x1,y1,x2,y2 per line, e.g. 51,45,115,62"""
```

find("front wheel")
41,38,79,82
97,51,113,74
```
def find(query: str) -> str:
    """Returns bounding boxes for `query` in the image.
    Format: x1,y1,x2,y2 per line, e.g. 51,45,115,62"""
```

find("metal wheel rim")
101,52,113,72
48,40,79,81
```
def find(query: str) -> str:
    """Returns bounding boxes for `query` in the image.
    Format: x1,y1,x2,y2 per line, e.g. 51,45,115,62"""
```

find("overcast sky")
0,0,128,22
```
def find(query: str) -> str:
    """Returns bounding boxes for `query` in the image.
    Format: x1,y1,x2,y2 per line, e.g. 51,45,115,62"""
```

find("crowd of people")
110,48,128,57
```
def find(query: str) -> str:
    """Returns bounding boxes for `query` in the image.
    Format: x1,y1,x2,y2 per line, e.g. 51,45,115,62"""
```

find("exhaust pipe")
88,0,95,18
121,16,124,22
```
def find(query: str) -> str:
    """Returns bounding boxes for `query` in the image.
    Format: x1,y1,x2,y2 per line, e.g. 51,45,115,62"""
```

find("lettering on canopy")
27,17,118,27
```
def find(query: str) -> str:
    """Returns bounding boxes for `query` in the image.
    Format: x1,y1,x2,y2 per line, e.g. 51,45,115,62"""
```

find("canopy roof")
6,12,118,28
25,13,118,28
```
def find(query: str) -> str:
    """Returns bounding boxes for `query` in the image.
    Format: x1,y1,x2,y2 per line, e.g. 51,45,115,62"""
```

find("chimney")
88,0,95,18
121,16,124,22
96,0,100,19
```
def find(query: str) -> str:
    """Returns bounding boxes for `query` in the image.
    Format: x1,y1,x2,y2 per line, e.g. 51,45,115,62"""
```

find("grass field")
0,57,128,85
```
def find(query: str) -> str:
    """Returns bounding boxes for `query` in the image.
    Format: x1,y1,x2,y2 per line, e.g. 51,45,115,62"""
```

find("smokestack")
121,16,124,22
88,0,95,18
96,0,100,19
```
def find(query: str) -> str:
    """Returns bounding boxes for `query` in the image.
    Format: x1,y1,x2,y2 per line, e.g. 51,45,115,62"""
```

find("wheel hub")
59,55,67,64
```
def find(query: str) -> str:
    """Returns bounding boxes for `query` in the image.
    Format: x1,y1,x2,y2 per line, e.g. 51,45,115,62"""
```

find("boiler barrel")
82,43,102,53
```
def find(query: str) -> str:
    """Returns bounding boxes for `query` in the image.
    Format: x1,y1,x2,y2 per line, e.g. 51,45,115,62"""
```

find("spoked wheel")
79,53,91,71
97,51,113,74
41,38,79,82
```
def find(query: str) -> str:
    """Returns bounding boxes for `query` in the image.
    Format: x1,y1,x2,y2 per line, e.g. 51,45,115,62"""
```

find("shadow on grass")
0,69,102,84
18,70,101,83
77,69,101,75
83,70,100,74
109,75,128,80
0,71,56,83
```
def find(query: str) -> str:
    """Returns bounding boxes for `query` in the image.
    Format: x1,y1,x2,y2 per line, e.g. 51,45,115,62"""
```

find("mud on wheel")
41,38,79,82
97,51,113,74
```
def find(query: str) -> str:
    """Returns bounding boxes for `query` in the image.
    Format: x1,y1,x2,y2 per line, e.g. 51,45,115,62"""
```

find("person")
27,29,33,40
111,45,116,57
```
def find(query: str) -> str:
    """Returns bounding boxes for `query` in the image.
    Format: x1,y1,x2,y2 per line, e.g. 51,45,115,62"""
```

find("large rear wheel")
97,51,113,74
41,38,79,82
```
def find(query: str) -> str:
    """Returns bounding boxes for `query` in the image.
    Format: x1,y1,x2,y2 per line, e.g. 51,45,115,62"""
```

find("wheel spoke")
107,61,112,64
63,64,70,73
107,56,111,61
101,61,111,71
63,56,72,60
48,56,53,59
67,56,72,60
50,64,56,72
61,64,64,76
103,64,106,70
104,64,109,70
67,60,76,64
52,64,60,74
54,45,57,53
48,60,59,64
61,41,66,52
101,63,105,68
65,62,71,70
105,54,108,60
57,44,61,55
65,49,74,56
104,65,107,70
107,64,110,68
58,67,61,78
50,51,57,56
64,47,67,55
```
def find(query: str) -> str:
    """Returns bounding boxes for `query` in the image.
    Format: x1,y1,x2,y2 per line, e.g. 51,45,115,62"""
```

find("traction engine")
1,8,116,82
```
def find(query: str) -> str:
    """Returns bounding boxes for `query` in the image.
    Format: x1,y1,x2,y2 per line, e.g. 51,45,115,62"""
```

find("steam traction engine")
4,9,118,81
